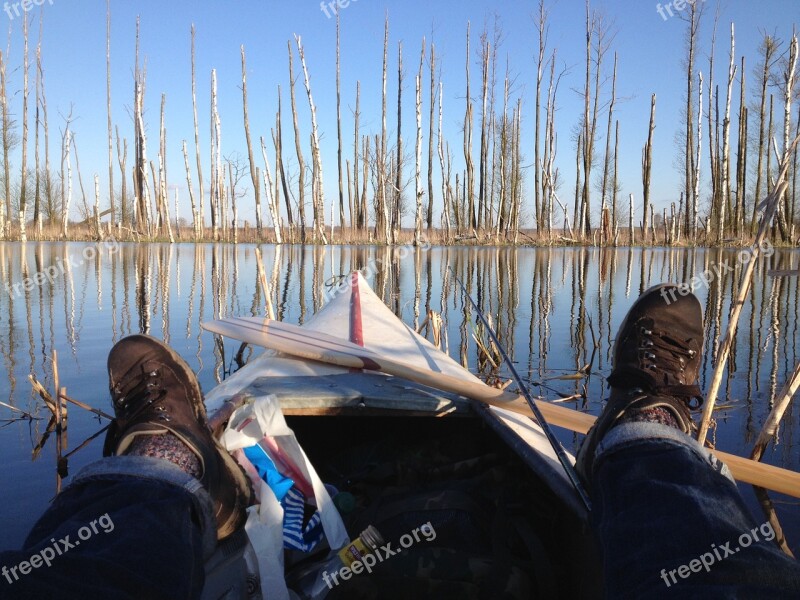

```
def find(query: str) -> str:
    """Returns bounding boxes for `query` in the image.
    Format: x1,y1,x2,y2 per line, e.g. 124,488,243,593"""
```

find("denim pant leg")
0,456,216,600
591,422,800,599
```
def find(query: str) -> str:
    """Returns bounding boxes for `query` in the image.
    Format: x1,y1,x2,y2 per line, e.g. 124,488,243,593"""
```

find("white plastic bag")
221,395,350,599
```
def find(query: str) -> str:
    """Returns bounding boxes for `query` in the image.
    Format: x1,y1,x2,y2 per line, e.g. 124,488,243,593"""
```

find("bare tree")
191,24,204,238
295,35,327,243
679,2,703,235
393,40,403,243
288,40,306,241
182,140,198,238
415,39,425,246
718,23,736,242
534,0,550,231
106,0,114,227
752,33,779,233
1,48,12,235
463,22,475,231
261,136,283,243
19,15,29,241
240,45,262,238
116,126,128,227
599,53,618,244
642,94,656,241
274,86,293,239
133,17,150,235
426,42,436,231
336,13,345,232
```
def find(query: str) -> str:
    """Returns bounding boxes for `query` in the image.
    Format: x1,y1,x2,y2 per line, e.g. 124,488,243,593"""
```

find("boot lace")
609,322,703,409
112,367,171,423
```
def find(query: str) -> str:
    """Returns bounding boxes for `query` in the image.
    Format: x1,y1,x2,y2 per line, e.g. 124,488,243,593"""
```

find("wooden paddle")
203,316,800,499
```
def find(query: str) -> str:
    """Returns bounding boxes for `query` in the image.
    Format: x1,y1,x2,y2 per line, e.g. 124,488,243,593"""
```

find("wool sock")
619,406,680,429
127,433,202,479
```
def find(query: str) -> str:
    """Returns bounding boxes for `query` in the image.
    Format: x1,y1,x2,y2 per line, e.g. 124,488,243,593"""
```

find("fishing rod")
451,270,592,513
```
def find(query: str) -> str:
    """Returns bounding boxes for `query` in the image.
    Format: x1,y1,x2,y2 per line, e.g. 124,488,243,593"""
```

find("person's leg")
592,423,800,598
1,334,252,599
577,284,800,598
0,457,215,600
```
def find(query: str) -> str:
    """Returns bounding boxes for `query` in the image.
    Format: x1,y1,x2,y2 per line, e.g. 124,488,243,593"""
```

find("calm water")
0,242,799,553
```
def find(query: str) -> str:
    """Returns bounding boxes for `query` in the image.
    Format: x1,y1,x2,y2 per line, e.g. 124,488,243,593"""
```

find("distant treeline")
0,2,797,247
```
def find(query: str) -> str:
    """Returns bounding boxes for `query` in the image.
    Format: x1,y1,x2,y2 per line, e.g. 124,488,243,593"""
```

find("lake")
0,242,798,554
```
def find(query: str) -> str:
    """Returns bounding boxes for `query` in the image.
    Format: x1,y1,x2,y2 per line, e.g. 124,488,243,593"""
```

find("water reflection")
0,242,799,546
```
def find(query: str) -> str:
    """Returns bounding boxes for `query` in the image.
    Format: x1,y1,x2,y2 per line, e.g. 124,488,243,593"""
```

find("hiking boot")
575,283,704,485
103,334,252,539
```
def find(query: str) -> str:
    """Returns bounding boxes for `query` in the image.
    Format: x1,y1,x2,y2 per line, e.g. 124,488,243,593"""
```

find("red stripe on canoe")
350,271,365,347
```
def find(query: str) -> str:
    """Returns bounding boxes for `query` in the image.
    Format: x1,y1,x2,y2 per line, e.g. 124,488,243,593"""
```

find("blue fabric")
281,487,323,552
241,441,322,552
592,422,800,598
243,442,295,502
0,456,212,600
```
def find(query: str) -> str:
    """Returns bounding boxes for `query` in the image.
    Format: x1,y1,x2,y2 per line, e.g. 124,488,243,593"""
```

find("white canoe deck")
205,272,585,518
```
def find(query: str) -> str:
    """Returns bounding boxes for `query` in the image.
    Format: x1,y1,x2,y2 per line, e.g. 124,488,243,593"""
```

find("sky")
2,0,799,229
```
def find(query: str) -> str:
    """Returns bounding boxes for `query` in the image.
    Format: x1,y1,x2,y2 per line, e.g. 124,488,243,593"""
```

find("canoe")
202,272,599,599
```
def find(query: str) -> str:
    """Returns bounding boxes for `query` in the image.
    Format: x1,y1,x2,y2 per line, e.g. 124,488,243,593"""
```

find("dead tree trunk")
295,35,327,244
191,24,204,238
463,22,475,231
377,16,390,243
240,45,262,238
210,68,220,241
734,57,747,238
438,82,450,241
426,43,436,232
33,20,41,238
600,53,617,245
182,140,199,238
288,40,307,242
718,23,736,243
1,49,10,237
781,36,798,242
116,127,128,228
478,36,489,232
693,72,703,240
106,1,114,227
353,80,362,231
681,4,701,236
534,0,548,231
159,93,173,242
393,40,403,244
19,15,29,241
642,94,656,242
753,34,777,234
133,18,150,235
336,14,345,233
261,136,283,243
275,86,293,241
415,40,424,246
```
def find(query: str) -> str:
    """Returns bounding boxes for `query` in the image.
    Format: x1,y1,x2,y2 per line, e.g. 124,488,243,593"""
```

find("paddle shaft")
452,274,592,512
202,317,800,499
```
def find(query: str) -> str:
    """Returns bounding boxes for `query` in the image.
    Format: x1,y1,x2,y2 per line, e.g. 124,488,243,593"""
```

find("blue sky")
3,0,799,228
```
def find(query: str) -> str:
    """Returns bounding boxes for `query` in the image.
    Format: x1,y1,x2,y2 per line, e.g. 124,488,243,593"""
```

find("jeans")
593,422,800,598
0,456,215,600
2,424,799,599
